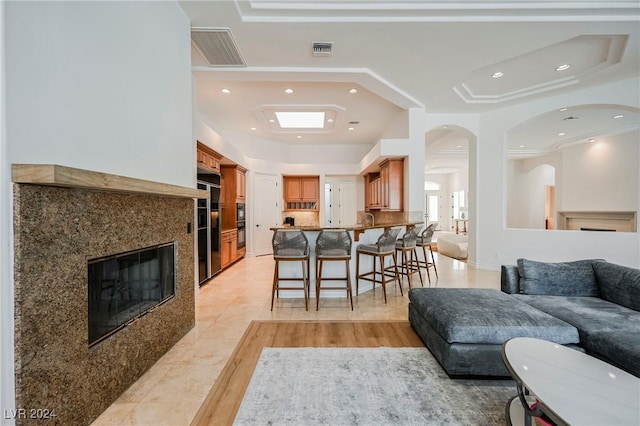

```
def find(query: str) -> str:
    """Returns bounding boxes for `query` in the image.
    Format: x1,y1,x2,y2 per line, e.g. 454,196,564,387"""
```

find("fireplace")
557,211,637,232
12,164,206,425
88,242,176,346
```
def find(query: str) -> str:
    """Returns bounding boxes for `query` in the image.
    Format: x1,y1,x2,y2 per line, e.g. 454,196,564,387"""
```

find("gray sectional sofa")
408,259,640,378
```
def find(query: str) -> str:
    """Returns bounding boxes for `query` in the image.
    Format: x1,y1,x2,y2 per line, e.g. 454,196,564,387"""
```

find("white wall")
507,153,561,228
477,77,640,269
561,131,639,211
5,1,193,187
1,1,16,422
508,162,555,229
2,1,193,420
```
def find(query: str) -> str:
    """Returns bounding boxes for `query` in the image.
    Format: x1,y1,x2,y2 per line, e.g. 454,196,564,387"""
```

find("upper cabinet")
221,165,247,204
196,141,222,174
364,158,404,211
283,175,319,211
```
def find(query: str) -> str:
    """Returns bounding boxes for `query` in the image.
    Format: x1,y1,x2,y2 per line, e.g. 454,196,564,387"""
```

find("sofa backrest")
515,258,603,296
593,262,640,311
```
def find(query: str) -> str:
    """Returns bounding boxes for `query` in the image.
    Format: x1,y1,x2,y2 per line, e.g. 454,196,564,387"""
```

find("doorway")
324,177,357,227
424,181,442,228
253,172,280,256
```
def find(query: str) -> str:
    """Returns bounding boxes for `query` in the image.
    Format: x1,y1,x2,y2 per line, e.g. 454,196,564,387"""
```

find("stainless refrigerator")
197,175,221,285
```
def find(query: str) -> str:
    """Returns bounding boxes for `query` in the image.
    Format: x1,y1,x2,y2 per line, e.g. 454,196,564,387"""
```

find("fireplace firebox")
88,242,176,346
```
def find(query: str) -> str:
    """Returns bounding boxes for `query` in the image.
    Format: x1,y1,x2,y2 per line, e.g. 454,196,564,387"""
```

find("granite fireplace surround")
12,165,203,425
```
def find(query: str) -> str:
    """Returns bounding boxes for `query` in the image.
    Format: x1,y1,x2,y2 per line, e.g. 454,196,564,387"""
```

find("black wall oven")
236,203,246,249
237,220,246,249
237,203,245,222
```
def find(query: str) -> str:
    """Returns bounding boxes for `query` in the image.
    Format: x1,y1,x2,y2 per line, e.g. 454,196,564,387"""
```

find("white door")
324,183,333,226
254,173,280,256
324,178,357,227
425,191,441,228
337,182,356,226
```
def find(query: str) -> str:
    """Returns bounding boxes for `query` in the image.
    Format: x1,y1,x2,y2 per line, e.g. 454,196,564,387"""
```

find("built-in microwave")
237,203,245,222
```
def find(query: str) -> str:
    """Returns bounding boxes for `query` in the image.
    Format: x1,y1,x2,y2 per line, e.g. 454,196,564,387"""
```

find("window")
424,181,441,191
453,190,466,220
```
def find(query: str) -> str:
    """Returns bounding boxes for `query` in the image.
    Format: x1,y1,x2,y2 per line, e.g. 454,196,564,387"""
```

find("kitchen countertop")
270,221,423,241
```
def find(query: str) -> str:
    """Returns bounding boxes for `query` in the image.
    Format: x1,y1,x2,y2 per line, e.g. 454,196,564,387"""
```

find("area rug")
233,347,515,425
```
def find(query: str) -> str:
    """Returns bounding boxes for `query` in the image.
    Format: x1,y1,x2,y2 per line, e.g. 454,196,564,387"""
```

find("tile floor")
92,252,500,425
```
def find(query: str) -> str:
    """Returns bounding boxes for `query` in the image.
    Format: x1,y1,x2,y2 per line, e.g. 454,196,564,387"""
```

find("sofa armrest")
501,265,520,294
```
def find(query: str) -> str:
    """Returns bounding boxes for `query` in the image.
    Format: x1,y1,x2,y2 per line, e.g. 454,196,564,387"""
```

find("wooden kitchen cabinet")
196,141,222,173
364,158,404,211
221,229,238,268
221,165,246,204
283,175,319,210
365,175,382,209
236,168,246,202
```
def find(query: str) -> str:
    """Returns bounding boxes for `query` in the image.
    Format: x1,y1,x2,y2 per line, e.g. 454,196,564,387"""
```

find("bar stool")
355,227,402,303
392,226,423,289
271,229,310,311
415,223,438,286
315,229,353,310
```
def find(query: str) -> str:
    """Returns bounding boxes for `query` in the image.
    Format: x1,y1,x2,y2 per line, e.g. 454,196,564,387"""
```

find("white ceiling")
180,0,640,172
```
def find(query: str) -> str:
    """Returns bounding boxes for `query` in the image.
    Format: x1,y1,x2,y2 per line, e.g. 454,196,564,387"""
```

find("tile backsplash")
282,211,319,226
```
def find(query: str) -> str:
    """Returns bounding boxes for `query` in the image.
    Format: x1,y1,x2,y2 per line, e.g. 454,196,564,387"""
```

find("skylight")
275,112,325,129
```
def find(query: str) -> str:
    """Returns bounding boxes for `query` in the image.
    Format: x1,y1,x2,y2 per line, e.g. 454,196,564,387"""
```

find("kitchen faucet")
363,212,375,227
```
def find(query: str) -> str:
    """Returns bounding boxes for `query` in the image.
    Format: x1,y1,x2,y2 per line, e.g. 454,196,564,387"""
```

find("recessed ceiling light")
519,145,525,148
348,127,355,131
613,114,624,119
327,118,334,123
589,138,597,143
284,88,294,94
555,64,571,71
268,119,275,123
456,145,462,148
220,88,231,94
491,71,504,78
560,108,568,112
275,111,325,128
348,88,358,94
296,135,302,139
250,127,256,131
558,132,566,136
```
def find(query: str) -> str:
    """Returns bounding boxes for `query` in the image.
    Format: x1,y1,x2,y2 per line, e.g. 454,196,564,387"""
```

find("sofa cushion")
593,262,640,312
516,258,602,296
501,265,520,294
587,331,640,378
512,294,640,337
408,288,579,345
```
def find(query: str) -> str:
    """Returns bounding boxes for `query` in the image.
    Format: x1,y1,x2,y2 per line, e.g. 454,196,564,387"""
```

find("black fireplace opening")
88,242,176,346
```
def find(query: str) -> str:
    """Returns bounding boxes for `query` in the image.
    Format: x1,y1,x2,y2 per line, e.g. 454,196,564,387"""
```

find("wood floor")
190,320,424,426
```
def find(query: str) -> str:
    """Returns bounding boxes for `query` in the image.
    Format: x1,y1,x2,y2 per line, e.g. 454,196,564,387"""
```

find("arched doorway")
424,125,475,234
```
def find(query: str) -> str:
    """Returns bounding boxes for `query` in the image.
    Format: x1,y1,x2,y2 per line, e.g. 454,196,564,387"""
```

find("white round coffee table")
502,337,640,426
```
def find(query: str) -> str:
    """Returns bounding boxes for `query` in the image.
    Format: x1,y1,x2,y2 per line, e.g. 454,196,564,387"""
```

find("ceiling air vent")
562,116,581,121
312,42,333,57
191,28,246,67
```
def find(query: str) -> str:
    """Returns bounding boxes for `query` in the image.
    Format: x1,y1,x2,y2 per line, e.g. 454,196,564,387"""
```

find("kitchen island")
270,221,423,241
269,221,423,301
